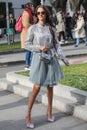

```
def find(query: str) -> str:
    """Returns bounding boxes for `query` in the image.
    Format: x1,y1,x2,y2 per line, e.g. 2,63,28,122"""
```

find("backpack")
15,14,23,32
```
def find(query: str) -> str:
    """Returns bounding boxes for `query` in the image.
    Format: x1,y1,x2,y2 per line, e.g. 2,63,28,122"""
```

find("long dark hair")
35,5,57,47
35,5,54,27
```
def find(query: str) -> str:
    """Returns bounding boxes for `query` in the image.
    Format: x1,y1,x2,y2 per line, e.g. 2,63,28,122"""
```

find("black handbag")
40,52,52,64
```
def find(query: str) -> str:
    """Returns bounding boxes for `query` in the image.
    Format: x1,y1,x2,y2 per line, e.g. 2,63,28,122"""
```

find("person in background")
9,13,16,43
20,2,34,70
56,8,65,44
65,12,73,40
73,13,87,47
24,5,69,129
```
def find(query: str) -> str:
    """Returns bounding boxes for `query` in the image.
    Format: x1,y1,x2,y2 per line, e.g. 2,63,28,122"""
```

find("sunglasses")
37,11,46,15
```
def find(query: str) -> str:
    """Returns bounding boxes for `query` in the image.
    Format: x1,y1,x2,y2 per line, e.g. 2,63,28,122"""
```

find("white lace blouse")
24,23,67,61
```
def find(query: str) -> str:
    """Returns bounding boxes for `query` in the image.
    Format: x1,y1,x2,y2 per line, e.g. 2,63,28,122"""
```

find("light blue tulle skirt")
29,53,64,87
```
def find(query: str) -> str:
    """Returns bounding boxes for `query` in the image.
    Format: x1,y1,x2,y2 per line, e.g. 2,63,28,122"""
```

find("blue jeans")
25,50,33,66
76,37,87,46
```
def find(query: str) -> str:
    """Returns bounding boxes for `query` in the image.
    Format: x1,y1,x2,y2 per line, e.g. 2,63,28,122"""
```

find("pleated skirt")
29,53,64,87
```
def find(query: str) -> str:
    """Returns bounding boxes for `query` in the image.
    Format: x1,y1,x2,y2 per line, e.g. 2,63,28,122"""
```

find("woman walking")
25,5,69,129
21,2,34,70
74,13,87,47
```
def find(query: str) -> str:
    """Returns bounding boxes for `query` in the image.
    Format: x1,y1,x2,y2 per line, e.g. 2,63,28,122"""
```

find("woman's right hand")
40,45,48,52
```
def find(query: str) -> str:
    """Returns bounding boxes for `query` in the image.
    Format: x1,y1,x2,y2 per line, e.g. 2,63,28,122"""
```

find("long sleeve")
24,25,40,52
55,44,68,61
74,23,82,31
74,19,84,32
22,11,31,29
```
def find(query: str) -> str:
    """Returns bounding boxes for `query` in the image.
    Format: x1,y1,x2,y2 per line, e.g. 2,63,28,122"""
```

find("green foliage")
0,42,21,51
60,63,87,91
16,71,30,76
31,0,40,7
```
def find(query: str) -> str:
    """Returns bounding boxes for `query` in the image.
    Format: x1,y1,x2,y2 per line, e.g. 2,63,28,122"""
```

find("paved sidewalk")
0,89,87,130
0,33,20,44
0,43,87,66
0,33,87,66
0,52,87,67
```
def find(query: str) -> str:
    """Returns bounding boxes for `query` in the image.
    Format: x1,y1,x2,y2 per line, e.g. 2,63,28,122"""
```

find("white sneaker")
61,39,64,42
25,66,30,71
59,41,64,44
65,41,68,43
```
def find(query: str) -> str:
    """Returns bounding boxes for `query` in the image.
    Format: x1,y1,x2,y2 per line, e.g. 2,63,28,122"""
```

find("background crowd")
55,8,87,46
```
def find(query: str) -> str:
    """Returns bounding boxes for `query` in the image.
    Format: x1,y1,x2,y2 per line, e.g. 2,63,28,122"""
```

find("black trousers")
58,31,65,41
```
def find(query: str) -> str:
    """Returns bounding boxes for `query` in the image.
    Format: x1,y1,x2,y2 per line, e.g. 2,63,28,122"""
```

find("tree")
82,0,87,11
48,0,67,11
69,0,82,12
48,0,87,12
30,0,40,7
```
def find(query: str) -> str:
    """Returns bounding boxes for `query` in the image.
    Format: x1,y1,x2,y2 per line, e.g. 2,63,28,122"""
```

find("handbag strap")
49,25,57,49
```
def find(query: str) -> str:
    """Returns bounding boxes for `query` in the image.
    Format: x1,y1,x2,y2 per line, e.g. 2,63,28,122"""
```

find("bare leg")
47,86,53,118
26,84,40,124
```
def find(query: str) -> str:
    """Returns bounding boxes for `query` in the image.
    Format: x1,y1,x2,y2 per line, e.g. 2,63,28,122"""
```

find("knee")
47,86,53,92
33,84,40,92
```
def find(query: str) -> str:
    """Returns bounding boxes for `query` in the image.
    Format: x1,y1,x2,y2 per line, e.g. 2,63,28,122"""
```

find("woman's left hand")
62,59,70,66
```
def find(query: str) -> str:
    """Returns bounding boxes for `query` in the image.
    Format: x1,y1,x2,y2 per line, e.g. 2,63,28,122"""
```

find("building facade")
0,0,51,17
0,0,31,18
0,0,51,28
